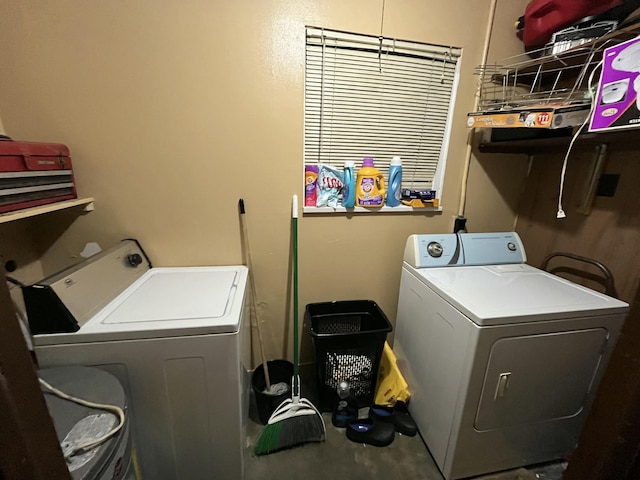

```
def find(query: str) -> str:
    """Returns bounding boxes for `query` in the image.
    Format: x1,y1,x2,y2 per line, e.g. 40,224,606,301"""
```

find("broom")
254,194,325,455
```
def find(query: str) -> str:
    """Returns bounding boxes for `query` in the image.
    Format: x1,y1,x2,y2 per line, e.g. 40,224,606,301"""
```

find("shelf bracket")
577,144,607,216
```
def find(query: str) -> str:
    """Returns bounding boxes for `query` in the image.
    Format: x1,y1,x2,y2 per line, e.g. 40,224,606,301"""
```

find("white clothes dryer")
394,232,629,480
27,240,250,480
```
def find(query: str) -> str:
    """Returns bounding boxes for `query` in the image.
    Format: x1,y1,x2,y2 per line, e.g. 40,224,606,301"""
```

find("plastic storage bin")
306,300,392,412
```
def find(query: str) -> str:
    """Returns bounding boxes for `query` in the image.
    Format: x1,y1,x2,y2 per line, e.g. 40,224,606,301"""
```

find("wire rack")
474,22,640,113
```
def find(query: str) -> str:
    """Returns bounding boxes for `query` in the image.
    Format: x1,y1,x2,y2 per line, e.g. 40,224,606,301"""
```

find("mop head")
254,398,325,455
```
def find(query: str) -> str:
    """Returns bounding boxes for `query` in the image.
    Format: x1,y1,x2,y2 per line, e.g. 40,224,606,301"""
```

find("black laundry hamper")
306,300,392,412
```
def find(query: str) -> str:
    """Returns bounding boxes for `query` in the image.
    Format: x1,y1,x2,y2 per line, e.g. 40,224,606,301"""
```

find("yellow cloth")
374,342,411,406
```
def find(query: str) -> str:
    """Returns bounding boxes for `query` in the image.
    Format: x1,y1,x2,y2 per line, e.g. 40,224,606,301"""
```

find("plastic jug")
356,157,385,207
386,156,402,207
342,161,356,208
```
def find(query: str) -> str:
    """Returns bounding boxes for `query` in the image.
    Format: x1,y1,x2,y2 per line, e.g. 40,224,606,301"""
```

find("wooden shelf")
478,128,640,154
0,197,95,224
304,205,442,214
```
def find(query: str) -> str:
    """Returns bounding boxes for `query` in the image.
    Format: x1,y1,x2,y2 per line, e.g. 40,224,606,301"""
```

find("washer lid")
102,269,236,324
73,266,247,339
410,263,629,325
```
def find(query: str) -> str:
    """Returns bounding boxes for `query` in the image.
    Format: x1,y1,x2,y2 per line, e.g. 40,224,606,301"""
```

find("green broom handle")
292,195,300,392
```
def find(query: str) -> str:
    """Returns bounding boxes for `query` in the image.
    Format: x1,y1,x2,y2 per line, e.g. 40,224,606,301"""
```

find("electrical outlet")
596,174,620,197
453,216,467,233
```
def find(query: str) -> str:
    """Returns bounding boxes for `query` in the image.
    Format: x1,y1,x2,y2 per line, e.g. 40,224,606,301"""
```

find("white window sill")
303,205,443,214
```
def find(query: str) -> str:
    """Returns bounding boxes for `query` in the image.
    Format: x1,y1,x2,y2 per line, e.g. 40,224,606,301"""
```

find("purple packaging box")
590,37,640,132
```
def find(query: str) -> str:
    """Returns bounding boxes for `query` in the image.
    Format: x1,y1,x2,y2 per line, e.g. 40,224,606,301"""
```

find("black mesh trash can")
306,300,392,412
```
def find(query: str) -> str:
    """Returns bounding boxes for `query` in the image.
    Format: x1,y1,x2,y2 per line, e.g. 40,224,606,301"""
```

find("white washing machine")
26,240,250,480
393,232,629,480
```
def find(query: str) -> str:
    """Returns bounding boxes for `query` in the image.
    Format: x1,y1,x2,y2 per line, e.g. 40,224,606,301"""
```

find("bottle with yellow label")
356,157,385,207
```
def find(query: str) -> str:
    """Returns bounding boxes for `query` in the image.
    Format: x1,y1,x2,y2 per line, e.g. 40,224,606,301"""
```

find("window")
304,27,462,212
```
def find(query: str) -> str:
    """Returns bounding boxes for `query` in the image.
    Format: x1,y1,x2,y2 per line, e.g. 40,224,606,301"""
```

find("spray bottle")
332,381,358,427
356,157,385,207
386,156,402,207
342,161,356,208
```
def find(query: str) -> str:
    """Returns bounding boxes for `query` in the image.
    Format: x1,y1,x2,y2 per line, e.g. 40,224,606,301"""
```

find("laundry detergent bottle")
356,157,385,207
386,156,402,207
304,164,319,207
342,160,356,208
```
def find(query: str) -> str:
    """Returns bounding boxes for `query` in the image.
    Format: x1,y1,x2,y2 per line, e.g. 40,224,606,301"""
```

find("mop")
254,195,325,455
239,199,288,396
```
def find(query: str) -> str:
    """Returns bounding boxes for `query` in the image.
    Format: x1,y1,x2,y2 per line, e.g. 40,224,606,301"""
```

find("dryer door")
474,328,608,431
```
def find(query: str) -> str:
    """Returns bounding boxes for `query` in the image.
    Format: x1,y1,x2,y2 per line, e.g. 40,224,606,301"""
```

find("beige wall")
516,146,640,304
0,0,529,364
465,0,531,234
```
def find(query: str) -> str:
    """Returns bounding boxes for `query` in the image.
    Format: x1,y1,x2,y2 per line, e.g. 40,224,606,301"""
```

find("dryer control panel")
404,232,526,268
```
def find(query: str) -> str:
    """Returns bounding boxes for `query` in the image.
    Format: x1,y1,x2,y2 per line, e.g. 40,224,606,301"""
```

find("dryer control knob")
507,242,517,252
126,253,143,267
427,242,443,258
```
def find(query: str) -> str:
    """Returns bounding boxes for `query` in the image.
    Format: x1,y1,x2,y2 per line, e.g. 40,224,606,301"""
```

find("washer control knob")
126,253,143,267
427,242,443,258
507,242,517,252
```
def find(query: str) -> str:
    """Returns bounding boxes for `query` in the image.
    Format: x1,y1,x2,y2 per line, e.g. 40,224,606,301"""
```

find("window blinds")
305,27,462,192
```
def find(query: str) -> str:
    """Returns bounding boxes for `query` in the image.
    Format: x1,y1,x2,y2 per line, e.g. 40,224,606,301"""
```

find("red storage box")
0,140,77,214
523,0,622,49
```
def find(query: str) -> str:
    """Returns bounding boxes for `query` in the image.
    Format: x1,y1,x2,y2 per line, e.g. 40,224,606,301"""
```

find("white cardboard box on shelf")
467,104,590,129
590,37,640,132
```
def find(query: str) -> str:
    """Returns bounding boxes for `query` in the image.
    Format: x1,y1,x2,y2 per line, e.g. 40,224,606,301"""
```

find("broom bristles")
255,412,325,455
255,201,326,456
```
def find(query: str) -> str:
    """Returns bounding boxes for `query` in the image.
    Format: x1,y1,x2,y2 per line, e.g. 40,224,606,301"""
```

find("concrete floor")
244,410,566,480
246,409,445,479
243,369,567,480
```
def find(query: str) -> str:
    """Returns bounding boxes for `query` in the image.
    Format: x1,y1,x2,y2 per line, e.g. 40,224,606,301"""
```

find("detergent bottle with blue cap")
342,160,356,208
386,156,402,207
356,157,385,207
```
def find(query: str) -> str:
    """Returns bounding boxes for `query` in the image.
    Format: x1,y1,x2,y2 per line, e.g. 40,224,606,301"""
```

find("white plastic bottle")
386,156,402,207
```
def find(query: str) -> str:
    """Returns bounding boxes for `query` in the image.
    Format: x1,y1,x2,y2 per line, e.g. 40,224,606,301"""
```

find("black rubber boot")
346,418,395,447
369,401,418,437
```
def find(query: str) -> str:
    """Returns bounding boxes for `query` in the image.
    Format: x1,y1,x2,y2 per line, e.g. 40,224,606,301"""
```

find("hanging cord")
556,59,603,219
317,31,325,164
378,0,386,73
440,48,452,84
39,378,125,458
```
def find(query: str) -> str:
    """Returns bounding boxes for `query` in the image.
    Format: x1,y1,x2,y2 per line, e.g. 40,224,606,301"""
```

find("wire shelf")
473,22,640,113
